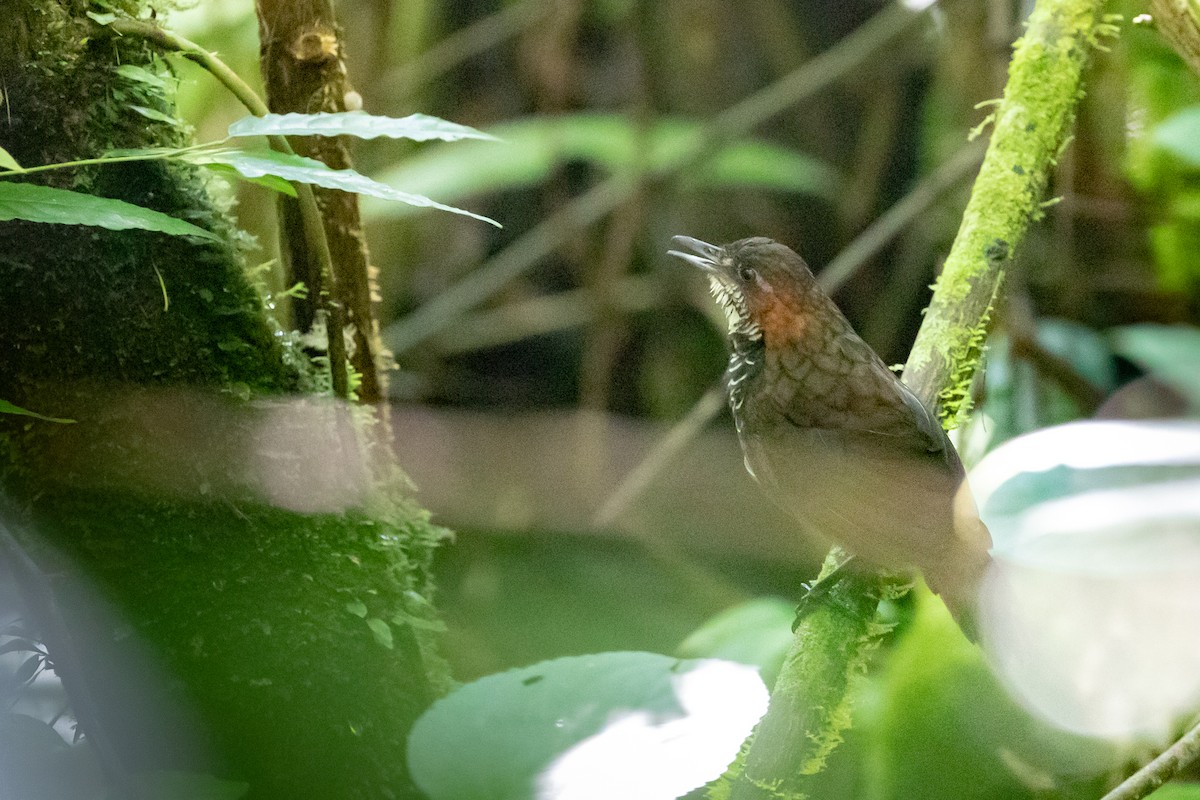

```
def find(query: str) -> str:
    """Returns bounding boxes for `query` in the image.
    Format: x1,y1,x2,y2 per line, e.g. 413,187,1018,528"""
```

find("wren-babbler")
670,236,992,617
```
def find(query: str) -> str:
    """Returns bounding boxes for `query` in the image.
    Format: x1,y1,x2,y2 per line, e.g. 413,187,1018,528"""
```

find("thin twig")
428,129,976,358
1006,293,1105,413
819,137,987,295
385,177,634,354
106,18,351,398
383,1,932,355
592,386,726,527
432,275,663,354
381,0,548,99
1101,716,1200,800
673,1,929,185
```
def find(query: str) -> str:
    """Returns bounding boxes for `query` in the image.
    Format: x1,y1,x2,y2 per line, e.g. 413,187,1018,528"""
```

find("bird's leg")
791,555,860,631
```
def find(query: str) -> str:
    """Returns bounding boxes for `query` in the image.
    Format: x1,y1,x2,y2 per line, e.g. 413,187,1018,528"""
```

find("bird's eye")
738,266,758,282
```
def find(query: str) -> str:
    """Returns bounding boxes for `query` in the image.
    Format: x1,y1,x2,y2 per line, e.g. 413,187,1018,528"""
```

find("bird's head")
669,236,820,349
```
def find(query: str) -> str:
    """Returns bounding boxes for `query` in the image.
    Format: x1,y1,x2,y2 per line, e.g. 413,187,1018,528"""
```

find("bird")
669,235,992,619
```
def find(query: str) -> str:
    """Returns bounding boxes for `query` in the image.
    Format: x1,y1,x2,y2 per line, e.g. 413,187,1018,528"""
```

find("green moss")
716,561,887,799
0,3,450,796
905,0,1110,411
28,484,443,796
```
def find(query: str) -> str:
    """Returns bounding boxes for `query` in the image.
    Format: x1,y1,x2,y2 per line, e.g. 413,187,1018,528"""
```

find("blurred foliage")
408,651,768,800
365,112,839,221
8,0,1200,796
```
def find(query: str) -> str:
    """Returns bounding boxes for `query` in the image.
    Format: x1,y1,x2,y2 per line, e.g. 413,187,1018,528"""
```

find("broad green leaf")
365,113,838,221
0,182,221,242
0,145,22,172
1110,323,1200,408
228,111,499,143
344,600,367,618
85,10,117,24
408,652,767,800
0,399,75,424
365,618,393,649
182,148,500,227
675,598,794,685
1154,106,1200,166
871,590,1116,800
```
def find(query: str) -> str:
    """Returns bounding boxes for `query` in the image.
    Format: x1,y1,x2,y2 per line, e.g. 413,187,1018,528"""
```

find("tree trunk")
0,3,446,797
257,0,388,404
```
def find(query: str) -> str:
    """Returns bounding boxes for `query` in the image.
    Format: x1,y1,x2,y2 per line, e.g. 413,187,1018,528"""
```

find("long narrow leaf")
228,111,500,143
201,162,297,197
184,148,500,227
0,182,221,242
0,399,76,424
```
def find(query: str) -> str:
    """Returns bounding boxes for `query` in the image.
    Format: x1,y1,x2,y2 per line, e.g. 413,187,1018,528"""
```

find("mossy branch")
903,0,1114,416
714,1,1111,797
106,18,351,399
715,557,894,800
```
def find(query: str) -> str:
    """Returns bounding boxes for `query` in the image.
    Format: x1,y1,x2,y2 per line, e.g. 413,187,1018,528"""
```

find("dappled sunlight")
35,387,373,514
534,659,768,800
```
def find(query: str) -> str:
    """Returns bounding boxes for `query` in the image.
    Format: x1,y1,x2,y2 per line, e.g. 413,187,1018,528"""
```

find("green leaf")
870,591,1116,800
365,113,838,221
115,64,167,90
391,610,448,633
85,10,117,24
365,618,393,649
228,111,499,143
0,145,23,173
0,399,75,424
0,181,221,242
201,162,297,197
1154,106,1200,166
130,105,180,125
675,598,795,685
1110,324,1200,408
182,148,499,227
344,600,367,618
407,652,767,800
1149,785,1200,800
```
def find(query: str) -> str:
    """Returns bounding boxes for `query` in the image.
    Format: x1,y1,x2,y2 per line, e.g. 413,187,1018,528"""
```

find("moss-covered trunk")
0,3,447,798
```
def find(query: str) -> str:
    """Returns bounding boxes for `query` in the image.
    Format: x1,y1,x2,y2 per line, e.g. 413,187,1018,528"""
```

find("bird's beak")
668,236,727,275
669,235,754,339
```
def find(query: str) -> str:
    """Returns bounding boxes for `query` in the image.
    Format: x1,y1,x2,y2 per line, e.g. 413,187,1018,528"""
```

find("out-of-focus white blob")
973,421,1200,740
535,660,768,800
245,397,371,513
39,388,373,514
